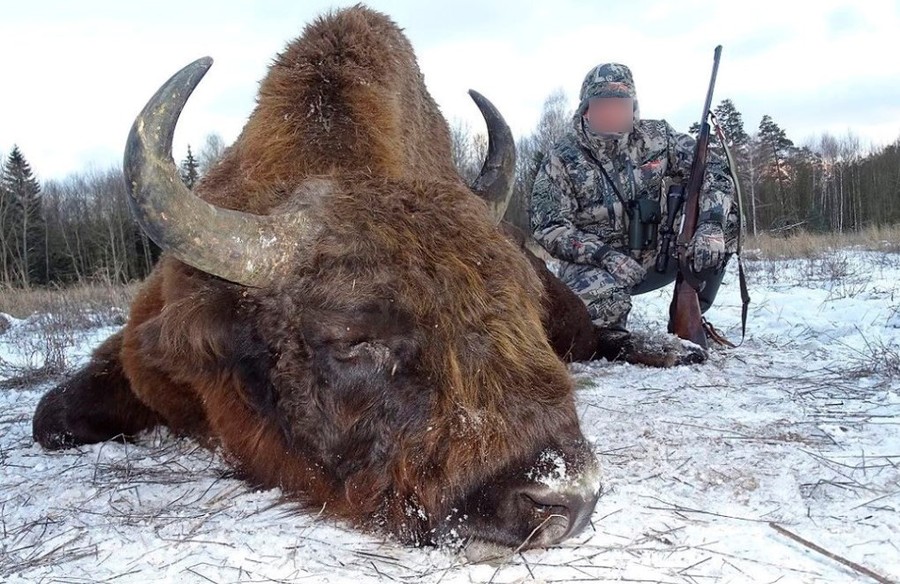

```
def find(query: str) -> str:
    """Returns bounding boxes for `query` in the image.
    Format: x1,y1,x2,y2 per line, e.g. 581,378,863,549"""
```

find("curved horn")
123,57,312,287
468,90,516,225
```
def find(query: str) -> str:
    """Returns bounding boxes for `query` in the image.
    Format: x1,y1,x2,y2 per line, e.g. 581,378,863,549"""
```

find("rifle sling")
710,113,751,345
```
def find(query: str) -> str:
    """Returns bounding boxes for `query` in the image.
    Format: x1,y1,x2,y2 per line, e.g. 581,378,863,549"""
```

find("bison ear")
226,328,279,419
135,299,279,419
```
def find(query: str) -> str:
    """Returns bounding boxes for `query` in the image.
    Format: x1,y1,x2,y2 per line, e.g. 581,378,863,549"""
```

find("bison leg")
32,330,161,450
594,327,706,367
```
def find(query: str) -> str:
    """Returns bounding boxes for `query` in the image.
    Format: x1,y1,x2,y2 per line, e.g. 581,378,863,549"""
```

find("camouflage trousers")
558,261,633,329
559,209,740,329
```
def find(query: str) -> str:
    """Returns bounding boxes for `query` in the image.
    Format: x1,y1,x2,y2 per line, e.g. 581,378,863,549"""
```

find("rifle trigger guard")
680,257,707,292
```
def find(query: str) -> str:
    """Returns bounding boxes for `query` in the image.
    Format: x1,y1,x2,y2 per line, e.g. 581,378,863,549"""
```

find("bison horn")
468,90,516,225
123,57,313,287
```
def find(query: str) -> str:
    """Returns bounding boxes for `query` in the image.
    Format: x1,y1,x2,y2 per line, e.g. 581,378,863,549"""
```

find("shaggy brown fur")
33,6,600,548
199,6,459,214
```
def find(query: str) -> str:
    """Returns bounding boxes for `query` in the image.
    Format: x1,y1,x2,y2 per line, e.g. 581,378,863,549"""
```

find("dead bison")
32,6,601,549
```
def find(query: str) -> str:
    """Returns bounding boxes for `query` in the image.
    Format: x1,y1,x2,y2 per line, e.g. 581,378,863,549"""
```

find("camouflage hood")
573,63,641,154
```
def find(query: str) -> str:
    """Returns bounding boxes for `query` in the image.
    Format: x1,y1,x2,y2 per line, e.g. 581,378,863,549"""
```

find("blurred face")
583,97,634,135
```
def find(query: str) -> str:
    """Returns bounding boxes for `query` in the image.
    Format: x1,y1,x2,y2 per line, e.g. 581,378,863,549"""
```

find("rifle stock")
667,45,722,350
669,273,707,347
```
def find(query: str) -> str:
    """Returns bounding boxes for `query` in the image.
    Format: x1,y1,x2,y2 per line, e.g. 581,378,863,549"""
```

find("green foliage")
180,145,200,190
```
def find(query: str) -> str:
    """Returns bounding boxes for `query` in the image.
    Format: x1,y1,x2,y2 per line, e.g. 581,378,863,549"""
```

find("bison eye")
302,305,421,381
331,340,393,369
316,334,420,385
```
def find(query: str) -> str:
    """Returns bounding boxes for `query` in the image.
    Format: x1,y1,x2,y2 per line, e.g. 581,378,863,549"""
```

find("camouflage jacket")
530,115,735,266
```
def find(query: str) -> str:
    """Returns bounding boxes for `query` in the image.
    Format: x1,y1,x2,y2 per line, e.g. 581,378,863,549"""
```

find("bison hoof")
624,331,708,368
32,387,79,450
673,339,708,365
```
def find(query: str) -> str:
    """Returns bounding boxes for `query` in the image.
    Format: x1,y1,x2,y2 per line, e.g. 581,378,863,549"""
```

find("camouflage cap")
578,63,636,110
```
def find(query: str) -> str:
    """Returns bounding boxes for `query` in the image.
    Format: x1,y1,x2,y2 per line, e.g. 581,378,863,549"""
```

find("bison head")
123,53,599,549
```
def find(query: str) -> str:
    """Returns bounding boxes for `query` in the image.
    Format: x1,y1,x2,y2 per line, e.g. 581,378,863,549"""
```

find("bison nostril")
519,493,571,542
515,485,599,546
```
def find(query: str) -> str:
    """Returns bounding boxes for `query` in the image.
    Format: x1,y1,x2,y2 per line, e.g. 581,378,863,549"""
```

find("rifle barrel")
700,46,722,125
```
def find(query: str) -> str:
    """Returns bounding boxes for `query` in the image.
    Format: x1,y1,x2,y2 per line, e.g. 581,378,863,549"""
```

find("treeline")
690,100,900,235
456,93,900,238
0,134,225,289
2,96,898,291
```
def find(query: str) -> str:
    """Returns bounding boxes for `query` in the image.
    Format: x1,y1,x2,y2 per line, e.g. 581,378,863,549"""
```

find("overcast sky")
2,0,899,181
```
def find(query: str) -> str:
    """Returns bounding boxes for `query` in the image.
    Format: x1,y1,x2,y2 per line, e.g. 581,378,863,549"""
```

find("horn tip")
193,56,214,72
467,89,488,107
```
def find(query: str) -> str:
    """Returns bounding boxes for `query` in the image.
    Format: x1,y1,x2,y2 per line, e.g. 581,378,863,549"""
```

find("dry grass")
0,282,137,387
0,281,138,320
744,224,900,260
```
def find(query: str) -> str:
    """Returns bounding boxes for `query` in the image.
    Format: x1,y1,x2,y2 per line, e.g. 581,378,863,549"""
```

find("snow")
527,449,572,491
1,249,898,583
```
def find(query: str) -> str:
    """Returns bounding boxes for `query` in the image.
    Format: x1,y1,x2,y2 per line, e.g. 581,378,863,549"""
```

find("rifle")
664,45,722,350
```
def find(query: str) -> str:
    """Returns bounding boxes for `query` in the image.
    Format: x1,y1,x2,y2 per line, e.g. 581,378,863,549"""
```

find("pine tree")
709,99,753,234
757,115,794,220
1,146,45,286
180,145,200,190
758,115,793,156
688,99,747,144
713,99,749,147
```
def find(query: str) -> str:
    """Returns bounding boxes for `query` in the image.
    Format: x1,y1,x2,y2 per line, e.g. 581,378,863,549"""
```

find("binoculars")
624,185,686,275
625,197,662,252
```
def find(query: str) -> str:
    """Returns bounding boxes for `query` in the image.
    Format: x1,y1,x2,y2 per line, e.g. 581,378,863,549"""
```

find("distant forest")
0,135,224,288
1,95,898,289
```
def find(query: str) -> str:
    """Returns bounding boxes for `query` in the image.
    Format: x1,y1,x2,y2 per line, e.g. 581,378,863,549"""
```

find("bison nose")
514,483,600,546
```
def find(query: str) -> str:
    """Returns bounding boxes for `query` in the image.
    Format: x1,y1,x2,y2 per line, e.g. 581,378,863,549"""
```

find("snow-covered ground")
2,249,898,583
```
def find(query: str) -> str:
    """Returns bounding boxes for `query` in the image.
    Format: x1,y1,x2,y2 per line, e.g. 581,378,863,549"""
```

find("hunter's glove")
594,247,647,288
689,222,725,272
